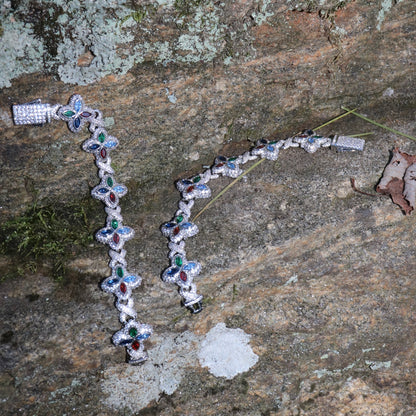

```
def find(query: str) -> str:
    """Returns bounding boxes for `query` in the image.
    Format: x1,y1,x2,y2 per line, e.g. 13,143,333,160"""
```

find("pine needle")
192,158,265,221
341,107,416,142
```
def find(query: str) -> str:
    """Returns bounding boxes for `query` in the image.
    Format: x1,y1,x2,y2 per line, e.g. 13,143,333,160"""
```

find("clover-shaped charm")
58,94,96,133
293,130,331,153
162,256,202,288
82,127,119,159
112,320,153,364
211,156,243,178
91,174,127,209
96,219,134,250
161,216,198,243
176,179,211,200
251,139,282,160
101,264,142,300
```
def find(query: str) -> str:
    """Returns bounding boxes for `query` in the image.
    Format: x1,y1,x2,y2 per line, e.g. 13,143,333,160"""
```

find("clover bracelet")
161,130,365,313
13,95,152,364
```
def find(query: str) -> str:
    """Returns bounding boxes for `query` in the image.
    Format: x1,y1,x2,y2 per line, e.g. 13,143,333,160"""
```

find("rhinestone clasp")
331,135,365,152
12,99,58,126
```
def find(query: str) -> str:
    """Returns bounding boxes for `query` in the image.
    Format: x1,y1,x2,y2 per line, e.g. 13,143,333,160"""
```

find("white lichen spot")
251,0,274,26
365,360,391,370
382,87,394,97
376,0,403,30
101,331,199,411
198,323,258,379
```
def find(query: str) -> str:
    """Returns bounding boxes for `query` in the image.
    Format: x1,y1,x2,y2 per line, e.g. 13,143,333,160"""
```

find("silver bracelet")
161,131,365,313
12,95,152,364
12,95,365,363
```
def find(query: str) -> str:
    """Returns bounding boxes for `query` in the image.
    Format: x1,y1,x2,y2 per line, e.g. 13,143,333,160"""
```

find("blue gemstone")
107,278,119,286
74,117,81,129
267,145,274,152
196,184,207,190
165,222,176,228
182,179,193,185
101,229,113,235
124,275,137,283
74,99,82,112
98,187,108,194
89,143,100,150
118,227,131,235
308,137,315,143
137,333,151,340
183,262,197,270
113,185,126,193
227,162,236,169
105,140,118,148
218,156,227,161
167,267,180,275
181,222,193,229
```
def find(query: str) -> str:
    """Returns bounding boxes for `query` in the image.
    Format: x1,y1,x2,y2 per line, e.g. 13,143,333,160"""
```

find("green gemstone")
63,110,75,117
117,267,124,278
176,215,184,223
229,157,237,161
107,177,114,187
98,132,105,143
175,256,183,267
111,219,118,229
129,327,138,337
193,176,201,183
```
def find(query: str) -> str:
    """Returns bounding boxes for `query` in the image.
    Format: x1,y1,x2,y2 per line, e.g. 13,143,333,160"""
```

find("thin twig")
350,178,379,197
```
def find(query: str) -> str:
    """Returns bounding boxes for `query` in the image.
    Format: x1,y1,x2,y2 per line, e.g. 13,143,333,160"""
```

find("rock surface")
1,0,416,415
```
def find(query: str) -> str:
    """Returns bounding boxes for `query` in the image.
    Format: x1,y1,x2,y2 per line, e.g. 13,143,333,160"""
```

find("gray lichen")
0,0,236,87
0,0,361,88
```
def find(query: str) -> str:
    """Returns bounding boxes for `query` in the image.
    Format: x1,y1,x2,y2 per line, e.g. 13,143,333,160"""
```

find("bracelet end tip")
12,100,54,126
331,135,365,152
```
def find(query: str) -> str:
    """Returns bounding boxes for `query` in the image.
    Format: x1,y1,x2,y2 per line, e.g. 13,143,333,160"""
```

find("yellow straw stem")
341,106,416,142
313,107,358,131
192,158,266,221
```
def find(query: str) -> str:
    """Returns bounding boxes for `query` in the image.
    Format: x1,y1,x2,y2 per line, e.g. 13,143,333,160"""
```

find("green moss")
0,200,95,281
174,0,204,17
120,4,157,25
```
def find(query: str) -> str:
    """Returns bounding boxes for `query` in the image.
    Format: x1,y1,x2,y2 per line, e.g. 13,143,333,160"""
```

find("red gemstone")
216,163,224,167
109,193,116,202
180,271,187,282
100,148,107,158
113,233,120,244
173,226,180,235
131,340,140,350
187,186,194,193
120,282,127,293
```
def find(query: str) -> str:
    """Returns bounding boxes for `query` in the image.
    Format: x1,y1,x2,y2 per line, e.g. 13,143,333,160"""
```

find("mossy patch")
0,200,96,281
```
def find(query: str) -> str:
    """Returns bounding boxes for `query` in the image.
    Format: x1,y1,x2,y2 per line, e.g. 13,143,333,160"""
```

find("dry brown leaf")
376,148,416,215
